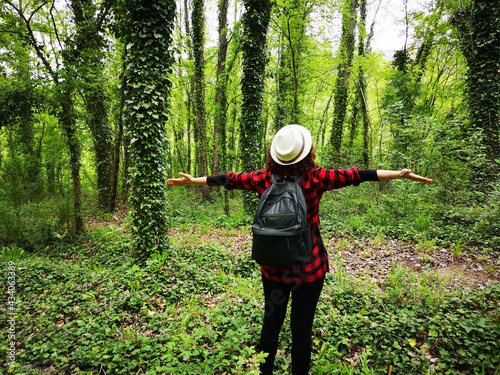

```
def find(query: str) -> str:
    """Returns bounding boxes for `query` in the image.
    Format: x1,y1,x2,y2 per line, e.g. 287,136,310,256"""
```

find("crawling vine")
123,0,176,257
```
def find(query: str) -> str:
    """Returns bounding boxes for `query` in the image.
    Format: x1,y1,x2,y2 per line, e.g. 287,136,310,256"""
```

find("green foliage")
0,245,27,261
122,0,176,257
313,267,500,374
0,86,48,206
0,200,65,248
2,224,498,374
0,224,264,374
451,0,500,167
320,179,499,247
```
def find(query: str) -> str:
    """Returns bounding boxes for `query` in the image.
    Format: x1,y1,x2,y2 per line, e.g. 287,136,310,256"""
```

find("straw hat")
270,125,313,165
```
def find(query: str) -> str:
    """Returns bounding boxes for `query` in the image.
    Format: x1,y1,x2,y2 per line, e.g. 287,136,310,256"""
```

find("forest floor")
5,214,498,374
168,225,500,290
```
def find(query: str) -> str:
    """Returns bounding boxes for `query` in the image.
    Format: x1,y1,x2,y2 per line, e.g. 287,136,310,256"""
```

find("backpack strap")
271,173,278,184
293,172,304,185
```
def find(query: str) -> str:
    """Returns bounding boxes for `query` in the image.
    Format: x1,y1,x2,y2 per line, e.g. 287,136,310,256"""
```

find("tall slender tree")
452,0,500,171
349,0,370,167
273,0,312,130
328,0,357,167
240,0,272,210
191,0,209,187
212,0,230,177
69,0,116,211
123,0,176,256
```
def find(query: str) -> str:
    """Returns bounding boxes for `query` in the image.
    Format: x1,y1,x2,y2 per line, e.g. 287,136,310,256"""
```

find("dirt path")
169,226,500,289
327,237,499,289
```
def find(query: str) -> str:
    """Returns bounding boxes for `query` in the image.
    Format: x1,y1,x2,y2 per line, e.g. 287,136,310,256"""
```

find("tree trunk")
240,0,272,211
191,0,209,195
112,64,126,207
452,1,500,170
60,87,84,234
328,0,357,167
273,1,311,130
70,0,115,211
212,0,230,176
124,0,176,257
351,0,370,168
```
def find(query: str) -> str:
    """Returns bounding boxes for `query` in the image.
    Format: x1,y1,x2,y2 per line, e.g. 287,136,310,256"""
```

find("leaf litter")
170,226,500,290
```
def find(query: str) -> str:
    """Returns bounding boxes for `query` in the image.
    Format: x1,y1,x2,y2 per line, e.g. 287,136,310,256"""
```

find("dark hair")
266,145,318,175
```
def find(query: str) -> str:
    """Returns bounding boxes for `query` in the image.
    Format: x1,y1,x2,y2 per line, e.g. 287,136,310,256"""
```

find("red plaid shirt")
224,167,363,284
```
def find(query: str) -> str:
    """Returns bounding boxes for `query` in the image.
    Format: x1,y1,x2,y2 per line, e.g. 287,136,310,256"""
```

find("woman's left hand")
168,172,207,186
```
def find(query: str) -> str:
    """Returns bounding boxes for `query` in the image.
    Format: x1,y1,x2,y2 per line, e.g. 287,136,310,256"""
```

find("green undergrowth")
164,183,499,250
319,180,499,249
1,224,499,374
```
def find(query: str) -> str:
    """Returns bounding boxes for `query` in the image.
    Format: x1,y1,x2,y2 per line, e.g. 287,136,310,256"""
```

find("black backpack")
251,173,313,268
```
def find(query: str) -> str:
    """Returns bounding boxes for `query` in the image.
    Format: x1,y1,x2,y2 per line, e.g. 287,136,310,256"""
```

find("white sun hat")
270,124,313,165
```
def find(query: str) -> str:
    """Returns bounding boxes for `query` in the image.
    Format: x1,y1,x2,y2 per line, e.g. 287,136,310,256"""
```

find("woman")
168,124,432,374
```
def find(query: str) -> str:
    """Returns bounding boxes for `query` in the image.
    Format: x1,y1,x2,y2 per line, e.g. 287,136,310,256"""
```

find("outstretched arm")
167,173,207,186
376,169,433,183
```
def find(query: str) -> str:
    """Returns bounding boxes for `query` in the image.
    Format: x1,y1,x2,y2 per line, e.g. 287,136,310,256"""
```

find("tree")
381,4,445,170
191,0,209,187
328,0,357,167
212,0,230,177
272,0,312,130
240,0,273,210
451,0,500,171
4,0,85,233
68,0,116,211
348,0,370,167
123,0,176,256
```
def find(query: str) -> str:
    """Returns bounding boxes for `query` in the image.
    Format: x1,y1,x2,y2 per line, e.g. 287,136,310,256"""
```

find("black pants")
259,276,325,375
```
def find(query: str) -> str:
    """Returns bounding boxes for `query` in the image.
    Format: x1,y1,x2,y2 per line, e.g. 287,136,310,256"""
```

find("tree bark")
240,0,272,211
329,0,357,167
60,87,84,234
212,0,230,176
124,0,176,256
70,0,115,211
191,0,209,194
452,1,500,168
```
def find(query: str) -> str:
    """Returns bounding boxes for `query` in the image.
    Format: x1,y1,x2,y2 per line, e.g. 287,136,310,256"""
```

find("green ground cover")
1,187,499,374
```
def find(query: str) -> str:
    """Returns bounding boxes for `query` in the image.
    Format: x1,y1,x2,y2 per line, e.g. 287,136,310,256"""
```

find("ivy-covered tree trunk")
212,0,229,177
328,0,357,167
112,68,125,207
452,1,500,171
123,0,175,257
182,0,193,175
191,0,209,192
349,0,370,168
70,0,116,211
240,0,272,211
